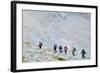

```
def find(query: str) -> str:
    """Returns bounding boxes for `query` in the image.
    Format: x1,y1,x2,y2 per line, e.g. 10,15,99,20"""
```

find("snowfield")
22,10,91,63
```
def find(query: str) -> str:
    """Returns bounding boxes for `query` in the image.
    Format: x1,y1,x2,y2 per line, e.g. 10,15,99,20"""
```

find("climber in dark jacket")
64,46,68,54
39,42,42,49
54,44,57,53
59,45,63,53
72,47,76,56
81,49,86,59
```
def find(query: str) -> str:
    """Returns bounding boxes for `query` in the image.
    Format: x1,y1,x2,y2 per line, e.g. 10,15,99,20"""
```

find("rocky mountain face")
22,10,91,63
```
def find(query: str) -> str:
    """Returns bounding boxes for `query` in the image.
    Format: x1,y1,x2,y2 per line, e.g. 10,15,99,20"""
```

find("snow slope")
22,10,91,63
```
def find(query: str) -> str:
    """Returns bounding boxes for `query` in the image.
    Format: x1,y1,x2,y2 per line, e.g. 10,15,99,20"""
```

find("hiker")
72,47,76,56
59,45,63,53
81,49,86,59
54,44,57,53
64,46,68,54
39,42,42,49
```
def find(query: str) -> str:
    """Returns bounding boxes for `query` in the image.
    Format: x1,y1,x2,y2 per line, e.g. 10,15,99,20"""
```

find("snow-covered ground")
22,10,91,63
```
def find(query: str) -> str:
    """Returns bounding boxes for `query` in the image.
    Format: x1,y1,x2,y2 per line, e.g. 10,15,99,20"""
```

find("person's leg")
60,49,62,53
83,54,85,59
73,53,75,56
72,51,75,56
82,54,83,59
40,46,41,49
60,50,61,53
82,54,85,59
61,50,62,53
54,49,56,53
65,50,67,54
59,49,60,53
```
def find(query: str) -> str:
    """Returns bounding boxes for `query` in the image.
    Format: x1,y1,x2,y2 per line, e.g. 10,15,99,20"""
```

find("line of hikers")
38,42,86,59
